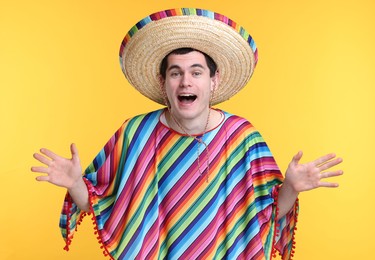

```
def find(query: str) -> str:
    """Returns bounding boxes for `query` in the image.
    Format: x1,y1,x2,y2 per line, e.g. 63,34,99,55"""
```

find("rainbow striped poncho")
60,109,298,259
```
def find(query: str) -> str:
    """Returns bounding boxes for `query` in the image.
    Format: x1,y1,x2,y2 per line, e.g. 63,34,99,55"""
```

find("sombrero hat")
119,8,258,105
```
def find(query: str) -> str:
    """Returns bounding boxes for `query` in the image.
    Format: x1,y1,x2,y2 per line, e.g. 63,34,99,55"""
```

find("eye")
170,71,181,78
192,71,202,77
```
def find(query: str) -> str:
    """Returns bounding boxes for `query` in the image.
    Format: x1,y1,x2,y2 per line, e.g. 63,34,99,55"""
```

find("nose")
179,74,192,88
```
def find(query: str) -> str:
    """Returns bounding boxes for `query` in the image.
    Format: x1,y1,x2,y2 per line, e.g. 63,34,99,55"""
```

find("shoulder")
220,110,256,133
220,110,267,144
111,109,164,138
123,109,163,127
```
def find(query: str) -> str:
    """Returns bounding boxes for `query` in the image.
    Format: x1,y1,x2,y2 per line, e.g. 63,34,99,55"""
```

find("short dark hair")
159,48,218,79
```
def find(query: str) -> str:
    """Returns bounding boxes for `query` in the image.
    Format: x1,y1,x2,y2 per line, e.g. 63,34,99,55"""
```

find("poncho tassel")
271,187,299,260
63,178,114,259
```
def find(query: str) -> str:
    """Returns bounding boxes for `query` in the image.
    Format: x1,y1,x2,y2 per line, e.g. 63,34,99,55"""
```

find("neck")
166,107,211,135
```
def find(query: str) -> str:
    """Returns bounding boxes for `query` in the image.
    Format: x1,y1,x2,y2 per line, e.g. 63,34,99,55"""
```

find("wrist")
281,177,300,196
67,176,85,192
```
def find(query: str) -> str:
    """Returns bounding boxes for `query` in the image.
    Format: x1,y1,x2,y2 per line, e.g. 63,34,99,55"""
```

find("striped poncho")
60,109,298,259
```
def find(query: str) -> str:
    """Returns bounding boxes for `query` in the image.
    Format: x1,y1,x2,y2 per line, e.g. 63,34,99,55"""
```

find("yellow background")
1,0,374,259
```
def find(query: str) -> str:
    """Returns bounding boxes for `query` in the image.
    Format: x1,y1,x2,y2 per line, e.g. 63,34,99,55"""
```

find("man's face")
161,51,218,122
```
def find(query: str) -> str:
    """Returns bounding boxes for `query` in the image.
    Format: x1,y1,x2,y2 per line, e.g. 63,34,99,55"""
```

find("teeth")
178,93,197,102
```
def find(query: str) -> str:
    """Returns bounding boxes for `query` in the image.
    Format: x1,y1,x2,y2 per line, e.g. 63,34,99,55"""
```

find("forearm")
67,177,90,212
277,181,299,219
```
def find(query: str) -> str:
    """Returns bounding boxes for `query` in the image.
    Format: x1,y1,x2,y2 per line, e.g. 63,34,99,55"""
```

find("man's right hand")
31,143,82,189
31,143,89,211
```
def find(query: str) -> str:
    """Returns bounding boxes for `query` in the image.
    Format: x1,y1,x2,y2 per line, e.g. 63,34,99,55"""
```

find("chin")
175,109,197,119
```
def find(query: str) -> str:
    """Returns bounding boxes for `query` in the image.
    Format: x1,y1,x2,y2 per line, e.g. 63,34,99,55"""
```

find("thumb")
291,150,303,166
70,143,80,162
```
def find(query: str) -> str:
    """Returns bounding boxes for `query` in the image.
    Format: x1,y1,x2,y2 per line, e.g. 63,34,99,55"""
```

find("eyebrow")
167,64,206,71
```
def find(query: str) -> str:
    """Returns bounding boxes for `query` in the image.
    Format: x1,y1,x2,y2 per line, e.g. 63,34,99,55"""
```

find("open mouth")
178,94,197,104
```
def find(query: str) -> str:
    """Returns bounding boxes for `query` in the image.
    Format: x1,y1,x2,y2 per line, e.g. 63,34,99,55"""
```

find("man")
31,8,343,260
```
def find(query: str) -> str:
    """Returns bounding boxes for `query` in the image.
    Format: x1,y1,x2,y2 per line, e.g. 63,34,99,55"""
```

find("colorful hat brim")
119,8,258,105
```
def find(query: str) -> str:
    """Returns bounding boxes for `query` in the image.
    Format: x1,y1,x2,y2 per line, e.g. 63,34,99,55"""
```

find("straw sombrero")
119,8,258,105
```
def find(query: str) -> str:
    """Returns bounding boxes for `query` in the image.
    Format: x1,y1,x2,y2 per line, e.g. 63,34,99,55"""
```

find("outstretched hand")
31,144,83,189
284,151,343,193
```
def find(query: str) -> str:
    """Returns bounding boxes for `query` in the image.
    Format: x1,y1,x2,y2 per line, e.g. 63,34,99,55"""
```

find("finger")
33,153,52,166
317,181,340,188
320,170,344,179
313,153,336,167
291,151,303,165
40,148,61,161
35,175,50,182
31,166,49,174
319,157,343,171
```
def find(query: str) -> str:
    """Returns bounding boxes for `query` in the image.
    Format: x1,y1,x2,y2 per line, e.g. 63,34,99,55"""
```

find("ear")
158,75,165,87
158,75,170,106
158,75,166,93
211,70,220,92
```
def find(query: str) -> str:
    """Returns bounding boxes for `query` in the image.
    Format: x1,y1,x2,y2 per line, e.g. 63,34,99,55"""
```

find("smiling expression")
160,51,219,123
